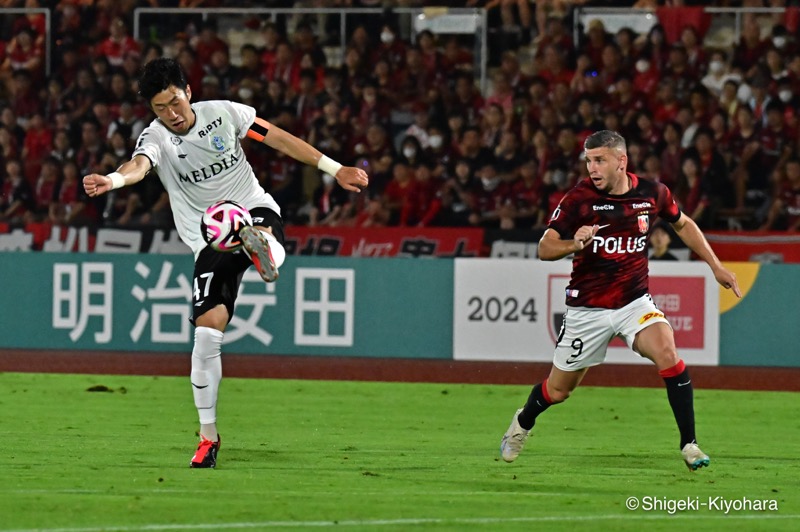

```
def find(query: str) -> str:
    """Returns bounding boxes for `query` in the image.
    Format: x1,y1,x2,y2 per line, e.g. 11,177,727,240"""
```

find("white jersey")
132,100,280,256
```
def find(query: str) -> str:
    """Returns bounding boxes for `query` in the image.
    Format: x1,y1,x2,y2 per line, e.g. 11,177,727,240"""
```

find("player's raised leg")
501,366,587,462
634,322,709,470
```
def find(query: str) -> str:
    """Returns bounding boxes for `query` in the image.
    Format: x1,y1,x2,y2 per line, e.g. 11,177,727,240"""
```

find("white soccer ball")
200,200,253,252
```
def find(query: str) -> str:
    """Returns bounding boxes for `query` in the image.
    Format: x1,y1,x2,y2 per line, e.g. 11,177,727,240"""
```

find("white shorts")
553,293,671,371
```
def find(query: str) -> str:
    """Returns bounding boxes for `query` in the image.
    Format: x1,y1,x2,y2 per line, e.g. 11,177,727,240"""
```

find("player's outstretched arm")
538,225,599,261
671,213,742,297
83,155,152,198
250,118,369,193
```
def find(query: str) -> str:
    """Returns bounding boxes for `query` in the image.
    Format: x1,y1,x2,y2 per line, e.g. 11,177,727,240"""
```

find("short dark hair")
138,58,188,103
584,129,626,152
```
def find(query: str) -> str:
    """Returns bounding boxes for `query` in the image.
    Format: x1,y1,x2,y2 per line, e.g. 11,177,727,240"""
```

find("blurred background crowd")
1,0,800,234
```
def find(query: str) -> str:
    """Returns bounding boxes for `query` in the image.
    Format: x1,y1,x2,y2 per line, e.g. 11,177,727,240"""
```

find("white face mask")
774,36,787,49
635,60,650,73
322,173,335,186
428,134,443,149
381,31,395,44
402,147,417,159
238,87,253,100
779,89,793,102
709,60,724,74
481,177,501,191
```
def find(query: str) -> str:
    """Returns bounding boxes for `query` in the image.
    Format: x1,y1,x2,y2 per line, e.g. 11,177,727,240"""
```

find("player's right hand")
83,174,112,197
573,224,599,251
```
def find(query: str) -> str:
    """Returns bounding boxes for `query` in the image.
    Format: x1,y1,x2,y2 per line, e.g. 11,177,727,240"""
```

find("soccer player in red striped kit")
500,130,741,470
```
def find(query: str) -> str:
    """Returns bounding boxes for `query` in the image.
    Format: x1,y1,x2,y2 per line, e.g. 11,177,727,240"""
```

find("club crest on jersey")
171,136,182,145
638,214,649,234
212,135,225,151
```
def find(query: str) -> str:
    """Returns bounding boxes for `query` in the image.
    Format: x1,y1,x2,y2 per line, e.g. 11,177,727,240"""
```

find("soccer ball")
200,200,253,252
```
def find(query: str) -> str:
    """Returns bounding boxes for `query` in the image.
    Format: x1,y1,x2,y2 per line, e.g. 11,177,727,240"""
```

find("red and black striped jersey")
547,173,681,309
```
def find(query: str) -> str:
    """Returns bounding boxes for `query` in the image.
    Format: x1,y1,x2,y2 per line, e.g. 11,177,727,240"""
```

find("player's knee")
547,385,572,404
653,345,680,369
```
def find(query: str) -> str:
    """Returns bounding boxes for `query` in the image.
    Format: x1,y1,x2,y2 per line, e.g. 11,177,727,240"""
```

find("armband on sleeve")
246,117,270,142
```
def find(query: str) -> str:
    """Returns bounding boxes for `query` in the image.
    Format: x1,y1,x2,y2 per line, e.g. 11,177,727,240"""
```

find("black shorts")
191,207,284,324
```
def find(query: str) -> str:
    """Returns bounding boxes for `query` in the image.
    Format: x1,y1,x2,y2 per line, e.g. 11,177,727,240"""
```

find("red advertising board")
284,226,484,257
649,276,705,348
705,233,800,263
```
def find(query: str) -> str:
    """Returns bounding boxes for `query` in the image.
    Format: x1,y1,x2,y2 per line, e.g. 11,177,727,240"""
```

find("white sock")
261,230,286,268
191,327,223,439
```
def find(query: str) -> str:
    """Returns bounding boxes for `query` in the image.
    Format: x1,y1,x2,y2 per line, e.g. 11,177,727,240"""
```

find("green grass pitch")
1,372,798,531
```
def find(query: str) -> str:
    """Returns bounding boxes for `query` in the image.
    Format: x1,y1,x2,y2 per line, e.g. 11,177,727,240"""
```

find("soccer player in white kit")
83,58,369,468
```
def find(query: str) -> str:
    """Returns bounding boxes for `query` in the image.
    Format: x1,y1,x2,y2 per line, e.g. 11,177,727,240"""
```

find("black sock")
662,367,697,449
517,381,551,430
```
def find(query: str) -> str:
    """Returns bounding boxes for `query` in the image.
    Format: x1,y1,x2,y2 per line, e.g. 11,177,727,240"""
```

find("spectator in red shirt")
674,154,712,226
9,70,41,122
403,162,442,227
21,112,52,181
383,160,418,226
1,27,43,82
538,45,574,91
760,158,800,231
507,159,544,229
264,42,300,94
259,22,281,79
652,79,681,124
95,17,140,69
536,15,574,63
49,158,95,226
192,20,228,66
31,156,60,221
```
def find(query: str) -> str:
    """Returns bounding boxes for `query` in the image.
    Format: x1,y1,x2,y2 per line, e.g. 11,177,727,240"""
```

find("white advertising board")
453,259,719,366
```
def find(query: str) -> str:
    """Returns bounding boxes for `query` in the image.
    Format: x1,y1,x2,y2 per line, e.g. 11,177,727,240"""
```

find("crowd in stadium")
1,0,799,233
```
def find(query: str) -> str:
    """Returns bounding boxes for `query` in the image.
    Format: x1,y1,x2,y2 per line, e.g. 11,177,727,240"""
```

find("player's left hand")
714,266,742,298
336,166,369,193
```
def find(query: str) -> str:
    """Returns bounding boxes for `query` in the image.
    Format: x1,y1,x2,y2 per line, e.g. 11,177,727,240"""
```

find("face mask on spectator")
322,173,336,186
709,60,724,74
635,59,650,73
429,134,443,149
774,36,787,49
381,31,395,44
481,176,501,191
779,89,793,102
238,87,253,100
403,146,417,158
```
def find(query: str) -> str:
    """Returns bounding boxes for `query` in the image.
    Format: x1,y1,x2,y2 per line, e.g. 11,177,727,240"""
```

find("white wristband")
108,172,125,190
317,155,343,177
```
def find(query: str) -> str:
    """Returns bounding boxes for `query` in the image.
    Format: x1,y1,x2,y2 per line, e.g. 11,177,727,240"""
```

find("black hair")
584,129,626,152
138,58,188,103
